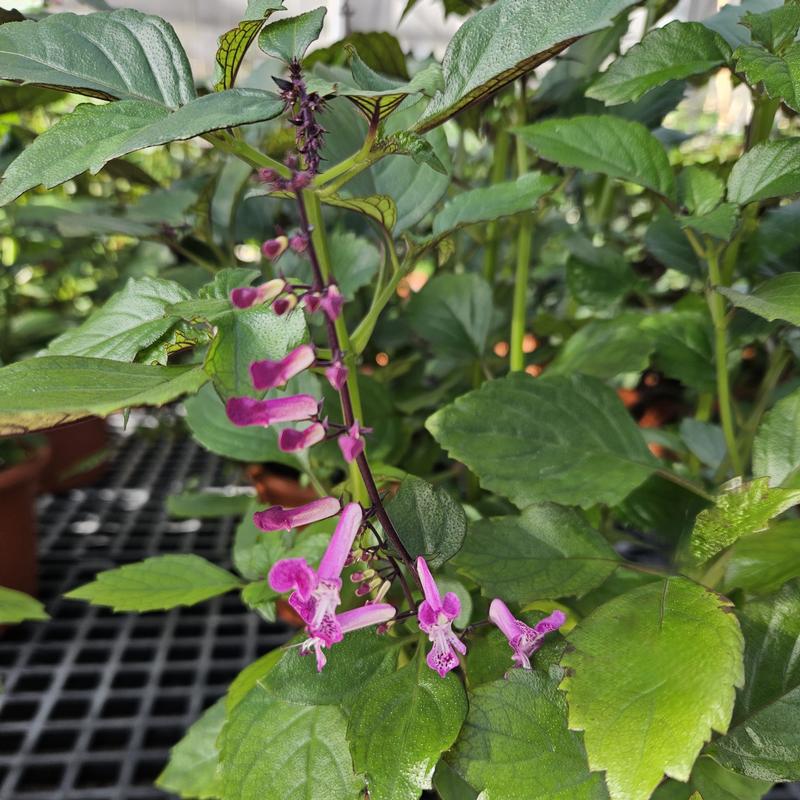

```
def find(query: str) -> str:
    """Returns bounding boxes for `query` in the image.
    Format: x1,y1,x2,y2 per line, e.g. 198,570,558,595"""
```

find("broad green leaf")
753,387,800,487
588,21,731,105
0,9,195,106
259,7,326,63
690,477,800,563
454,504,619,602
719,272,800,326
704,0,783,50
416,0,637,132
221,685,363,800
156,699,225,799
0,586,48,623
565,237,636,308
407,274,492,360
727,138,800,205
431,172,558,239
0,357,208,435
741,3,800,51
348,650,468,800
226,649,284,712
562,577,744,800
680,203,739,241
166,491,254,519
680,419,726,471
723,520,800,594
432,760,478,800
517,115,675,199
651,755,771,800
447,670,607,800
707,581,800,781
426,373,657,509
322,192,398,230
734,42,800,112
645,209,702,277
304,31,410,79
199,268,262,301
679,165,726,215
742,199,800,272
385,476,467,569
65,554,242,611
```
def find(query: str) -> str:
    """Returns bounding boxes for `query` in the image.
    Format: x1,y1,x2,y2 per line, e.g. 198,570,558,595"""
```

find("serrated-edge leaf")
0,586,49,623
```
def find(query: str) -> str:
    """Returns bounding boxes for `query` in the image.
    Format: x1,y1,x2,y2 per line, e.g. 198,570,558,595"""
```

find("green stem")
205,132,290,176
483,128,511,282
655,468,713,503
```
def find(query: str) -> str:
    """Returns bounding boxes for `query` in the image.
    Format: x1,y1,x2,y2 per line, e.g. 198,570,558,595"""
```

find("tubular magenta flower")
250,344,315,390
254,496,340,532
269,503,364,652
417,557,466,677
300,603,396,671
489,599,566,671
320,284,344,321
262,235,289,261
279,422,326,452
230,278,284,310
226,394,318,427
325,360,348,390
338,421,365,463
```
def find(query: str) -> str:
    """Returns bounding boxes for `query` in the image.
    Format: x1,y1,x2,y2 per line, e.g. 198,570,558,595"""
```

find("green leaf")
0,586,48,623
406,274,492,360
589,21,731,106
259,7,326,63
753,386,800,487
517,115,675,199
719,272,800,326
727,138,800,205
723,519,800,595
226,649,284,712
651,755,771,800
432,760,478,800
65,554,241,612
156,699,225,800
385,476,467,569
0,9,195,106
707,581,800,781
679,203,739,241
704,0,785,50
454,503,619,602
678,165,726,215
690,477,800,563
426,373,657,509
416,0,637,132
741,4,800,52
565,237,636,308
680,419,726,471
323,191,398,231
373,130,448,175
221,685,363,800
562,577,744,800
734,42,800,112
645,209,702,277
0,356,208,435
348,650,468,800
166,491,254,519
304,31,409,79
447,670,607,800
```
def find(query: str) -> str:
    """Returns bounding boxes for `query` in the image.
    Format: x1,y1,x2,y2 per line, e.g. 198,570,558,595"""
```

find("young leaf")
426,373,657,509
678,165,726,215
718,272,800,326
322,192,398,231
386,476,467,569
258,7,326,63
741,4,800,52
64,555,242,612
453,503,619,602
689,477,800,563
447,670,606,800
347,650,468,800
727,138,800,205
734,42,800,112
517,115,675,199
562,577,744,800
753,387,800,487
707,581,800,781
0,9,196,106
723,520,800,595
0,357,208,435
0,586,48,624
679,203,739,242
588,21,731,105
565,236,636,308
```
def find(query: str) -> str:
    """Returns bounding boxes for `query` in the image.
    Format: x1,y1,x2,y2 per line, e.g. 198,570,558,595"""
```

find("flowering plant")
2,1,800,799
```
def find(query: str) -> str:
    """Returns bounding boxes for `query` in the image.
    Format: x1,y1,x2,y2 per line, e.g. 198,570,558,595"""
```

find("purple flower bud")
320,285,344,321
289,233,308,253
350,571,365,583
326,360,348,391
254,496,340,532
250,344,315,391
230,286,260,309
303,292,322,312
230,279,285,310
278,422,326,452
273,294,298,316
338,422,365,463
355,583,372,597
257,168,280,184
225,394,318,427
262,236,289,261
290,171,312,190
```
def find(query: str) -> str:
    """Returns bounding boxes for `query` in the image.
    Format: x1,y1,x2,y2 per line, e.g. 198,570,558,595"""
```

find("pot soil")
41,416,110,492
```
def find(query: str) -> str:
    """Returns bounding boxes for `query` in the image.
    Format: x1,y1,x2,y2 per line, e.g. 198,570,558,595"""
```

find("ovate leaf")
734,42,800,112
65,555,241,611
727,138,800,205
258,7,326,63
719,272,800,326
562,577,744,800
753,387,800,487
651,755,771,800
323,192,397,230
678,165,726,216
741,4,800,52
0,586,48,623
724,520,800,595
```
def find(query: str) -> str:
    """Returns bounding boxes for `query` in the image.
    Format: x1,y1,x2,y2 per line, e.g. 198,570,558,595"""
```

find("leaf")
689,477,800,563
65,554,241,612
679,203,739,242
727,138,800,205
221,685,362,800
518,115,675,199
166,491,254,519
385,476,467,569
416,0,638,132
304,31,409,80
406,274,492,360
707,581,800,781
753,387,800,487
373,130,448,175
226,649,284,712
199,268,261,301
565,236,636,308
723,520,800,595
653,755,771,800
0,586,48,624
679,165,726,215
741,3,800,52
562,577,744,800
426,373,657,509
734,42,800,112
156,699,225,799
454,503,619,602
680,419,726,471
447,670,607,800
323,192,398,230
703,0,784,50
588,21,731,105
259,7,326,63
0,9,195,106
0,356,208,435
645,209,702,277
347,650,468,800
719,272,800,326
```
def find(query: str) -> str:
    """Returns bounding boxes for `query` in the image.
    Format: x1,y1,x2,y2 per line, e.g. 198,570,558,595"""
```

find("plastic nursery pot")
41,416,110,492
247,464,318,507
0,443,51,598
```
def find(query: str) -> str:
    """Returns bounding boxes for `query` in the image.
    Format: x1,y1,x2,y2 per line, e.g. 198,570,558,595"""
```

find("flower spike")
489,599,566,671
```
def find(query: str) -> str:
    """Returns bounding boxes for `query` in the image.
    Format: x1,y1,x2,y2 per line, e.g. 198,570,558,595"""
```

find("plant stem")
655,468,713,503
205,131,290,177
483,128,511,282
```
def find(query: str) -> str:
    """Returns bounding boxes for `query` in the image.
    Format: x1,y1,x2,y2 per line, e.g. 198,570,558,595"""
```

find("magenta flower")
250,344,315,391
279,422,326,452
226,394,318,427
338,421,364,463
254,496,340,532
289,233,308,253
303,292,322,313
300,603,396,671
273,294,298,315
262,235,289,261
489,599,566,671
269,503,364,653
320,285,344,321
325,360,348,390
417,557,466,677
230,278,284,310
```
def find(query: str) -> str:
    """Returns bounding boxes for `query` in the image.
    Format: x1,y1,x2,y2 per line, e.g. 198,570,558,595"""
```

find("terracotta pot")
41,416,110,492
0,445,50,597
247,465,318,507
